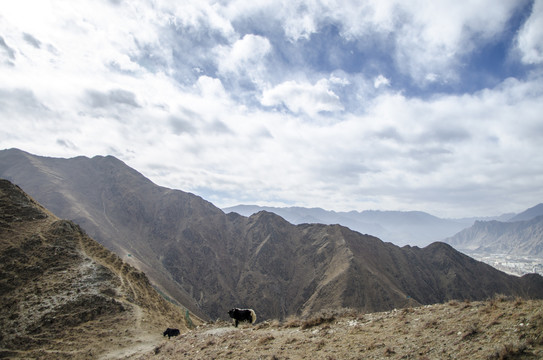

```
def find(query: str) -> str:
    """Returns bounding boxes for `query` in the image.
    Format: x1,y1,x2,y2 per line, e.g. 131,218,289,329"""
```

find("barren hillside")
132,297,543,360
0,179,198,359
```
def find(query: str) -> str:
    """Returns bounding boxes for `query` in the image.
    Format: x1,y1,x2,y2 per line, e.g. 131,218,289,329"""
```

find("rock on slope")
0,179,195,359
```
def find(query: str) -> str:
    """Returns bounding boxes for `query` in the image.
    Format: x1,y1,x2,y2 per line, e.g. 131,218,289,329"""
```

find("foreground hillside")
0,179,196,359
133,298,543,360
1,149,543,323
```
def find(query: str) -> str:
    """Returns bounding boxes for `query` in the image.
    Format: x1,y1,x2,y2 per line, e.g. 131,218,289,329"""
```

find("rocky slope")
0,148,208,319
0,179,196,359
1,149,543,324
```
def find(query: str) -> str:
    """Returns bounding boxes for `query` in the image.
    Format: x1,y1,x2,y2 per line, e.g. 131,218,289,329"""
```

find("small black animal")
163,328,180,339
228,308,257,327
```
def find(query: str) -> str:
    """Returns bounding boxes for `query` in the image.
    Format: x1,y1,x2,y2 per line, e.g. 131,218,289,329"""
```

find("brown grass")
258,335,275,345
126,299,543,360
301,310,336,330
282,315,302,328
461,323,480,340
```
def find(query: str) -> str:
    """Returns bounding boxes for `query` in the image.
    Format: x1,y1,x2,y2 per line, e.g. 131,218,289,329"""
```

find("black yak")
228,308,257,327
163,328,180,338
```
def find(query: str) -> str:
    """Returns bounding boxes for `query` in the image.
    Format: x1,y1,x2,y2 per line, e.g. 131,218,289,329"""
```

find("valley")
468,253,543,276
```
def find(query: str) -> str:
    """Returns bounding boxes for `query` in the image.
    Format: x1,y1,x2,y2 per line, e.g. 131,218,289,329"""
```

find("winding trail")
77,233,166,360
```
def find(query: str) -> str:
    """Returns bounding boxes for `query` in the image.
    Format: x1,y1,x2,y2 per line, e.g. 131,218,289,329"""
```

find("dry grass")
300,310,336,329
282,315,301,328
130,298,543,360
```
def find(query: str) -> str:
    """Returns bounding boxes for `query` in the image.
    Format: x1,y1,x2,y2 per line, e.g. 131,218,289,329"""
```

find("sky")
1,0,543,218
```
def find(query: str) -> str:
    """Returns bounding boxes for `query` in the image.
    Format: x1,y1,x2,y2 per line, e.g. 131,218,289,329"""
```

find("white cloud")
1,0,542,219
390,1,518,84
373,75,390,88
162,0,235,39
223,0,520,84
284,12,317,41
196,75,228,99
261,78,344,116
216,34,272,84
517,0,543,64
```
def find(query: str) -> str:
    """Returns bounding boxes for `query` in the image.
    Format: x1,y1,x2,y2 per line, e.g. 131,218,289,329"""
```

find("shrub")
487,342,527,360
461,323,480,340
301,311,336,330
258,335,275,345
282,315,301,328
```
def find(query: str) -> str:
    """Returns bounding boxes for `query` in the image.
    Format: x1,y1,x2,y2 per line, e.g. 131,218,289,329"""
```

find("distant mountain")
223,204,388,239
445,216,543,257
2,148,542,322
508,203,543,222
224,205,476,247
0,179,191,358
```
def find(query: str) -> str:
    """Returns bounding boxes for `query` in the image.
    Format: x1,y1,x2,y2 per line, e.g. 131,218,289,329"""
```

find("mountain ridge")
445,215,543,257
508,203,543,222
1,148,542,323
0,148,211,319
223,204,512,247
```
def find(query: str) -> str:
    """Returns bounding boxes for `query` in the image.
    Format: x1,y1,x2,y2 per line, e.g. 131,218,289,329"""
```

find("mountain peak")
509,203,543,222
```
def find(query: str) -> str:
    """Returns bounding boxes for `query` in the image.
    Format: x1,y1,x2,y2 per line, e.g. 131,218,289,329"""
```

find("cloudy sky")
1,0,543,218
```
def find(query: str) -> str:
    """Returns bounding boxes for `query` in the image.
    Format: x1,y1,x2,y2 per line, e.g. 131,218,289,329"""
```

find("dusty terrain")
131,297,543,360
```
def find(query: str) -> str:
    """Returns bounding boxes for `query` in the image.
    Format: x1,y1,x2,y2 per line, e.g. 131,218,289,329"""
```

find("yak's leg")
235,319,239,327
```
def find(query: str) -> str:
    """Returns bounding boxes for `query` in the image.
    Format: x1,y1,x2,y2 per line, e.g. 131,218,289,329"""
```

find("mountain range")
1,148,542,323
223,205,507,247
225,204,543,257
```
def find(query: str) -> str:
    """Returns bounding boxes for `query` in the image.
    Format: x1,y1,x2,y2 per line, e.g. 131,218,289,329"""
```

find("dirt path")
75,236,166,360
99,326,162,360
97,301,165,359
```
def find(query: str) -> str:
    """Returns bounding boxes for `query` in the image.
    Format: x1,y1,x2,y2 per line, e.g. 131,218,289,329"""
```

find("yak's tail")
249,309,257,324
